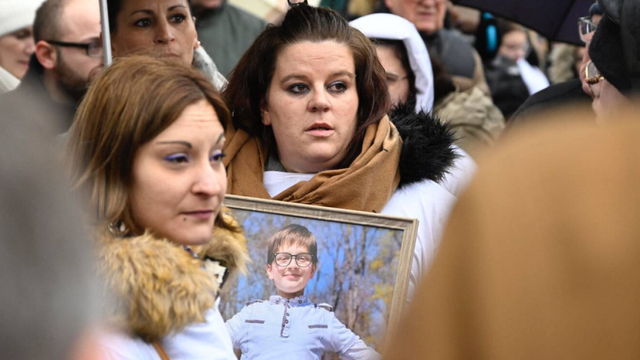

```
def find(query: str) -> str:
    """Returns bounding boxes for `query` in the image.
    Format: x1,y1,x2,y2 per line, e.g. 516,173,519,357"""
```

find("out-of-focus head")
497,21,528,62
587,0,640,120
384,0,446,35
1,94,102,360
0,0,44,79
67,56,231,246
266,224,318,299
579,3,603,97
224,4,389,173
350,13,435,112
588,0,640,96
108,0,198,66
33,0,103,103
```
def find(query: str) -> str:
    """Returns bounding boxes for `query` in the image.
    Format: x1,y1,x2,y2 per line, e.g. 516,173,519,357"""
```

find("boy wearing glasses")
225,224,380,360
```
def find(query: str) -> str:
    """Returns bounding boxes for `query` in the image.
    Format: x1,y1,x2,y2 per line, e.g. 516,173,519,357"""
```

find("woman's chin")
169,228,213,246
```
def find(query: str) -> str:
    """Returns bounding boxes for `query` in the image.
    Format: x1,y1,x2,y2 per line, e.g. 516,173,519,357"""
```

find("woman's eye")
328,82,347,93
14,30,31,40
164,154,189,163
170,14,186,23
210,152,227,163
134,18,152,27
288,84,309,95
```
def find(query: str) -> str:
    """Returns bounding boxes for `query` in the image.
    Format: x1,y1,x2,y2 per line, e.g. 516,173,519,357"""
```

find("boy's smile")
267,243,317,299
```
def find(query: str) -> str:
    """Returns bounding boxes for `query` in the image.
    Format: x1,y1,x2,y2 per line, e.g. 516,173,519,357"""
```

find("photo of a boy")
226,224,381,360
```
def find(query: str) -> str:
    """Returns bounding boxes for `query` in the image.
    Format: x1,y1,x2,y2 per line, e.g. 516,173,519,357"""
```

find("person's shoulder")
438,28,473,48
384,179,456,218
244,299,266,308
509,78,592,126
97,330,158,360
314,303,334,312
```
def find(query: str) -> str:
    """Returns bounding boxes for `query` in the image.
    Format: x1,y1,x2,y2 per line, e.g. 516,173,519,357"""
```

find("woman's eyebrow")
130,9,154,16
156,141,192,149
216,133,225,144
168,5,188,11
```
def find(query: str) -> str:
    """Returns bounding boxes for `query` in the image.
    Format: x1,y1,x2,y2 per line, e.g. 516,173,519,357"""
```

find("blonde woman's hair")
66,55,231,234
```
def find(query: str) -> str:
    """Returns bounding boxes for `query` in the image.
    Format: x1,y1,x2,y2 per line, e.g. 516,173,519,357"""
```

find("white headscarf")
350,13,435,113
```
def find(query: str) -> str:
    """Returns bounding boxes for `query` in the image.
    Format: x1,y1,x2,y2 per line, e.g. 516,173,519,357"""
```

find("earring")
108,220,129,237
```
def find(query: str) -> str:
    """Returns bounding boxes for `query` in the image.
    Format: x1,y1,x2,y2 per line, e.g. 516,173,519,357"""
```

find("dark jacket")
507,78,593,131
484,55,531,120
0,55,76,133
195,0,267,77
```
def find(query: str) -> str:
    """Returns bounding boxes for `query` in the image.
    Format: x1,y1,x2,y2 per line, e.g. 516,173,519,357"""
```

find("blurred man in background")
384,0,490,95
0,0,102,132
192,0,266,77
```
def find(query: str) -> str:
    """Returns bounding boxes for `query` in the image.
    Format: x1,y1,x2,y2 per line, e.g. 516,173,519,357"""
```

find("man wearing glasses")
507,3,603,129
0,0,102,132
588,0,639,122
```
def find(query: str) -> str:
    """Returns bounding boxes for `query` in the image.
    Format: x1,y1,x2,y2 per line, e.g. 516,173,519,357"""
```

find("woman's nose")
191,162,225,197
24,39,35,54
308,88,330,112
155,22,175,44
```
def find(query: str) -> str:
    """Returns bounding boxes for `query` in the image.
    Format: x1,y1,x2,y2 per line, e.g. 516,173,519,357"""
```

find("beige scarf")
223,116,402,213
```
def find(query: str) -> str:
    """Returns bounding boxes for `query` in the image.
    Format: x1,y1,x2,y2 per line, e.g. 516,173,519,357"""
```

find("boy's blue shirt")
225,295,381,360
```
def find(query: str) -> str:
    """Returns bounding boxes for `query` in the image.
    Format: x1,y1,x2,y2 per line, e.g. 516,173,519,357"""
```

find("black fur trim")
390,100,458,189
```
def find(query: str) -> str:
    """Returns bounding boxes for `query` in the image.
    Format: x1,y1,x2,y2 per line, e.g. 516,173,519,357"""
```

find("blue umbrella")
452,0,593,45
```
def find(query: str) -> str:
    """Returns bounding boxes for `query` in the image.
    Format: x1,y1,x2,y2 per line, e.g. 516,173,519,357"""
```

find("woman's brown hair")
224,4,390,169
66,55,230,233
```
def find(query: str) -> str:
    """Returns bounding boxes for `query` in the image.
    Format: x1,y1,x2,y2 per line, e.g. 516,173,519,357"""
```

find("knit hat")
589,0,640,95
0,0,46,38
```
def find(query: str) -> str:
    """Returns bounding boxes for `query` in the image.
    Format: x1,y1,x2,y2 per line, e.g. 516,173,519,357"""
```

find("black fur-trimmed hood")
390,100,458,189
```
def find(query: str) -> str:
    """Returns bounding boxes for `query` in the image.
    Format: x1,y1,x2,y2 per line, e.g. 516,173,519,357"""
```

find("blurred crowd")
1,0,640,359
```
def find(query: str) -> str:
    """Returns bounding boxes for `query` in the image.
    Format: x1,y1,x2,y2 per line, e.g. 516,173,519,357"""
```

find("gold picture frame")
220,194,418,353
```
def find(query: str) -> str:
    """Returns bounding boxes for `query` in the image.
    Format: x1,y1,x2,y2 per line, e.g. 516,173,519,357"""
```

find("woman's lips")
306,129,334,137
305,123,334,137
183,210,214,220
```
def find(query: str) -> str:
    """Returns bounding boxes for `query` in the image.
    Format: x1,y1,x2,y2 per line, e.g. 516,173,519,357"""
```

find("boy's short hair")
267,224,318,265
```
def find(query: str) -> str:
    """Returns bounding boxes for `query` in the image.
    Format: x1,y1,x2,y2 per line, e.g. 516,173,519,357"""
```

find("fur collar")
390,100,458,189
99,209,248,342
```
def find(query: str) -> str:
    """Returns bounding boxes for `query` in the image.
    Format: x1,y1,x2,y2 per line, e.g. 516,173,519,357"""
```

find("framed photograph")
219,195,418,354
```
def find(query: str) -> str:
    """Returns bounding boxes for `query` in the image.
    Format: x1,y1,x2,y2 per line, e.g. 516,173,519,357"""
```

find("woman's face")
499,30,528,62
375,45,410,106
266,243,317,299
0,27,35,79
111,0,198,65
262,41,359,173
129,100,227,246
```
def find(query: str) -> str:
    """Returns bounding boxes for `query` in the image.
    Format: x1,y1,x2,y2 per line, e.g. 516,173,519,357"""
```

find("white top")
442,146,477,197
226,295,381,360
263,172,457,302
99,300,236,360
517,57,550,96
0,66,19,94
